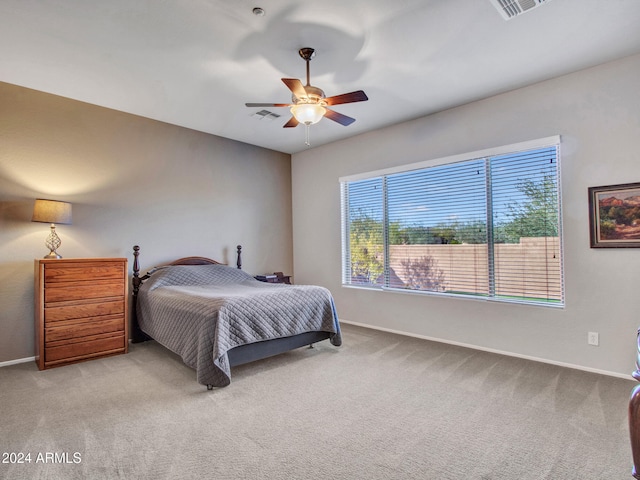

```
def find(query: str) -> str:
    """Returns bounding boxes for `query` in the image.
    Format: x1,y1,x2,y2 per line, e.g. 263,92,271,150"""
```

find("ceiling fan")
245,47,368,132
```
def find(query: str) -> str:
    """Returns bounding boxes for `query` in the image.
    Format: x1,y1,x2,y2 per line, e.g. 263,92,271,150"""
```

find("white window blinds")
340,138,563,307
341,177,384,285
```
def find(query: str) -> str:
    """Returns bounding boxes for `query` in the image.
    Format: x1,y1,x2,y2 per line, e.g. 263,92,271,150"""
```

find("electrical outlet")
588,332,599,346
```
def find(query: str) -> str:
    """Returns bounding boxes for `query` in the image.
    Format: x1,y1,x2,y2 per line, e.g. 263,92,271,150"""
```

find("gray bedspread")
136,264,341,387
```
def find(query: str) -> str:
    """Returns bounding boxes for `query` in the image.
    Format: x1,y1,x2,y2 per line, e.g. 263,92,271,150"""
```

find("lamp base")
43,225,62,259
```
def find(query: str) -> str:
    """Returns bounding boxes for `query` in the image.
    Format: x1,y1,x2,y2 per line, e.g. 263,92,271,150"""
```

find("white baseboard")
340,319,634,381
0,356,35,368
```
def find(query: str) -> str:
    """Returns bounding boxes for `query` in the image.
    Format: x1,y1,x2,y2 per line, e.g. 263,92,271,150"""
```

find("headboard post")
236,245,242,270
132,245,142,296
131,245,151,343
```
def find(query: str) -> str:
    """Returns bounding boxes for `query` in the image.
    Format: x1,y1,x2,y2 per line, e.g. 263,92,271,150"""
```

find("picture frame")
589,182,640,248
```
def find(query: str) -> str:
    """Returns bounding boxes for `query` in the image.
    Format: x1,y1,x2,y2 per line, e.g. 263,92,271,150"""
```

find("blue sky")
347,146,558,232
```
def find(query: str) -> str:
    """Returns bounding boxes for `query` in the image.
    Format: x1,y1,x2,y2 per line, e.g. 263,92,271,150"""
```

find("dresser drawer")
44,263,124,283
44,282,124,303
45,333,126,364
45,299,124,323
45,315,125,343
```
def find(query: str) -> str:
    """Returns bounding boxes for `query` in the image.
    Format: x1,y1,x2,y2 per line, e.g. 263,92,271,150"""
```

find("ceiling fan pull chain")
305,124,311,146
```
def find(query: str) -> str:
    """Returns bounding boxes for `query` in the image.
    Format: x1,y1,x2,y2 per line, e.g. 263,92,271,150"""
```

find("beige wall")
0,82,292,363
292,53,640,377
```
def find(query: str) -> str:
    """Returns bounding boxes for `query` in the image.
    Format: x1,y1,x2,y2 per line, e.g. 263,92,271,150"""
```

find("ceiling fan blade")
245,103,291,107
324,108,356,126
283,116,299,128
282,78,307,99
325,90,368,106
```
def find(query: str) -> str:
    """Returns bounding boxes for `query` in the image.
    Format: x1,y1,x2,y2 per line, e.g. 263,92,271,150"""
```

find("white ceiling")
1,0,640,155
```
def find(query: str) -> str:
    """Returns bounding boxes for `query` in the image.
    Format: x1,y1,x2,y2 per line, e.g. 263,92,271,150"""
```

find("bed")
130,245,341,389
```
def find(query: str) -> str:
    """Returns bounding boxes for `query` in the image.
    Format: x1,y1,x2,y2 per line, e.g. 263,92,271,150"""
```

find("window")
340,136,563,307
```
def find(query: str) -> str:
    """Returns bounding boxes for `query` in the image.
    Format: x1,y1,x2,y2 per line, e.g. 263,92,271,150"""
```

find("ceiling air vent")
489,0,551,20
252,109,281,120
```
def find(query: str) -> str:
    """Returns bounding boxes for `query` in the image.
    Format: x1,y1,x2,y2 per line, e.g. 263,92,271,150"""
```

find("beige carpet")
0,323,635,479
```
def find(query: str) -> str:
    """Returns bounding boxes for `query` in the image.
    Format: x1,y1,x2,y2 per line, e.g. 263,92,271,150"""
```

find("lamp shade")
32,199,72,225
290,103,326,125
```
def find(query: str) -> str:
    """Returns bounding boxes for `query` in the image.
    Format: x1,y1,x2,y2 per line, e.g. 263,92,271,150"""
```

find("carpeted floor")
0,323,635,479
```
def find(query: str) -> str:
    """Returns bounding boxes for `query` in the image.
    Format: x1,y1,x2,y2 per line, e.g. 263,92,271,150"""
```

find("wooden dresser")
34,258,128,370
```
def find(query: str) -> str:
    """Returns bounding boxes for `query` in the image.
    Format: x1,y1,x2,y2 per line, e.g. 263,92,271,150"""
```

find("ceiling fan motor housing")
298,47,316,61
293,85,326,105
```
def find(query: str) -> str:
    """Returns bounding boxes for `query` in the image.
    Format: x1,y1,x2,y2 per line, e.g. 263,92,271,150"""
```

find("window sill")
341,283,564,309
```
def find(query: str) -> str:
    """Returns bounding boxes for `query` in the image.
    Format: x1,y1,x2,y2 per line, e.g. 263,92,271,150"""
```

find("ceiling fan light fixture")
290,103,326,125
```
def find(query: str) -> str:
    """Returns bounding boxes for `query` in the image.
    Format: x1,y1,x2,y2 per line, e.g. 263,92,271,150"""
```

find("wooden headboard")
130,244,242,343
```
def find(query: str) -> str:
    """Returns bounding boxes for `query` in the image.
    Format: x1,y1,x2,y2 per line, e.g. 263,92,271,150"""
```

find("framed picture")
589,182,640,248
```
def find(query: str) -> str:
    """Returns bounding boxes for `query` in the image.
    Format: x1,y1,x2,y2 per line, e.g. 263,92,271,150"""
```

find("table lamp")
31,199,72,259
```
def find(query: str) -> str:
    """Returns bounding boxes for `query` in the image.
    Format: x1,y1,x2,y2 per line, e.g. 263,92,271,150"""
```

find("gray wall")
0,82,292,364
291,53,640,377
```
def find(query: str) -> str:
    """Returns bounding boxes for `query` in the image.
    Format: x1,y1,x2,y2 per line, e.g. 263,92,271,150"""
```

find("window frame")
340,136,564,308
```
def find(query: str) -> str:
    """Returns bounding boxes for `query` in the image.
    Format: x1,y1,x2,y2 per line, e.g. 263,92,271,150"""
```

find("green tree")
404,225,434,244
390,224,435,244
456,220,487,244
349,215,384,283
431,223,458,244
388,220,488,245
388,221,408,245
500,173,558,243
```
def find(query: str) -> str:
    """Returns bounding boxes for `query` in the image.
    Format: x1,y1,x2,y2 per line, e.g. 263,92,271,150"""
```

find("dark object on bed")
131,245,341,389
255,272,292,284
630,328,640,478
